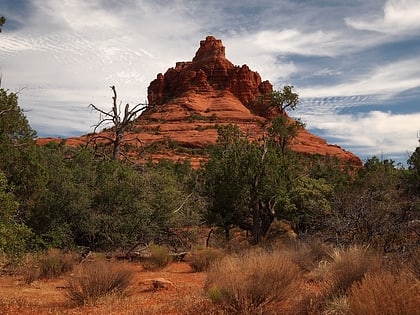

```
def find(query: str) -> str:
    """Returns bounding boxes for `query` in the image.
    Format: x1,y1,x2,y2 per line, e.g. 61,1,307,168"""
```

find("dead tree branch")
89,85,148,160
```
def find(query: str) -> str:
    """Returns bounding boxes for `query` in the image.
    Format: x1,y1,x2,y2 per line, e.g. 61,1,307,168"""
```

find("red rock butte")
38,36,362,168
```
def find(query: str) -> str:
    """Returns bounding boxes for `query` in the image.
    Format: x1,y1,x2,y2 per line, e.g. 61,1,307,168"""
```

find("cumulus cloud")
1,0,419,164
297,110,420,163
346,0,420,35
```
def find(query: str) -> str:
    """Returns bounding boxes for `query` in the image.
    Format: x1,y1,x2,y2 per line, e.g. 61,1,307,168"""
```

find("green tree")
406,146,420,195
267,85,299,114
26,145,96,249
202,124,300,244
0,16,5,32
91,160,197,250
280,176,333,233
0,88,47,231
201,86,322,244
0,171,32,260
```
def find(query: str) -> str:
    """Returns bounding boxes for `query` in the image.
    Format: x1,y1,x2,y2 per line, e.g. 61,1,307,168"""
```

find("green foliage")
268,114,304,153
0,89,36,146
280,177,333,233
8,140,201,250
406,146,420,195
269,85,299,113
201,124,255,235
201,121,332,243
0,16,5,32
92,161,194,249
255,85,299,115
308,154,354,188
0,89,46,244
23,146,96,249
143,244,173,270
0,172,32,260
202,124,286,243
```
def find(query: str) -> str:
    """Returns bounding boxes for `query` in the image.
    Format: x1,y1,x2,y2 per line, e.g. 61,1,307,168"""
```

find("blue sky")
1,0,419,165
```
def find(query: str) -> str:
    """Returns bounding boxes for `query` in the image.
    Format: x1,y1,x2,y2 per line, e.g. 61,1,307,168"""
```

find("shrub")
325,245,381,295
66,260,133,305
143,244,173,270
348,271,420,315
324,295,349,315
38,248,79,279
186,248,224,272
22,248,79,283
288,239,331,272
205,249,301,314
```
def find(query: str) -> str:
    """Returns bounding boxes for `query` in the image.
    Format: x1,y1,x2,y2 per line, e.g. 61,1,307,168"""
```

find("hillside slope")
38,36,362,168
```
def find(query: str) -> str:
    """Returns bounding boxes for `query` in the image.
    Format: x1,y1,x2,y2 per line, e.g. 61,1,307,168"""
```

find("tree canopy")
0,16,5,32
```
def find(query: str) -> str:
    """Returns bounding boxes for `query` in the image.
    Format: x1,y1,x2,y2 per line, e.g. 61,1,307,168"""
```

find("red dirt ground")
0,262,208,315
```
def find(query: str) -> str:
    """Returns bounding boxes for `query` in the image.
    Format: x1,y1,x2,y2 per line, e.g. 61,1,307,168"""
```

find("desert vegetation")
1,85,419,314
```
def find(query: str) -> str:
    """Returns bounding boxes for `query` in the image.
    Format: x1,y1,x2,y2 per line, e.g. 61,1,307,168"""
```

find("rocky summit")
39,36,362,168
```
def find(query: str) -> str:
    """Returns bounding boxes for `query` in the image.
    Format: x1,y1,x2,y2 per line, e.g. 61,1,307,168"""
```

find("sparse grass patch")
205,249,301,314
66,260,133,306
186,247,224,272
142,244,173,270
348,271,420,315
22,248,79,283
324,295,349,315
288,239,331,272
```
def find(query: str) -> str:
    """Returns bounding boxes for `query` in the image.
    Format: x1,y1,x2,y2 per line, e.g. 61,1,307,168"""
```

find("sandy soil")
0,262,209,315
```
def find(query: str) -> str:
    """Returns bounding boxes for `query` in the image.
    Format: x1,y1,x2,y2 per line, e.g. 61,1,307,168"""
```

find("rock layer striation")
38,36,362,168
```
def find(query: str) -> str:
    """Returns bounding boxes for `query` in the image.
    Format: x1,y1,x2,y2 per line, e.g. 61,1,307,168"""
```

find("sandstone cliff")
38,36,362,168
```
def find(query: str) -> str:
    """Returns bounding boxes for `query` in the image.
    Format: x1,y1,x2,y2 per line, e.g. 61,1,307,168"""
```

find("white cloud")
346,0,420,35
298,57,420,99
300,110,420,162
1,0,419,165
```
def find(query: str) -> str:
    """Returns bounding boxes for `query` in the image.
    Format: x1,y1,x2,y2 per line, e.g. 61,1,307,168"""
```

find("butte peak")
148,35,273,117
38,36,362,168
192,35,227,62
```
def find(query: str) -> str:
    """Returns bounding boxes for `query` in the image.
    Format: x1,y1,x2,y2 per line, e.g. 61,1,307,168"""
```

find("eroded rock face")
147,36,273,117
38,36,362,168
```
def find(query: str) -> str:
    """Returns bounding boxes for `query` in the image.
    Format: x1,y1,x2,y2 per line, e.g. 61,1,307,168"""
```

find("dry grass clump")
186,247,224,272
325,245,382,295
205,249,301,314
348,271,420,315
287,239,331,272
142,244,173,270
66,260,133,306
22,248,79,283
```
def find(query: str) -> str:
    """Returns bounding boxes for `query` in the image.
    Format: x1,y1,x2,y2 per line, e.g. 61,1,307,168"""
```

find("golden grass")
66,260,133,306
205,249,301,314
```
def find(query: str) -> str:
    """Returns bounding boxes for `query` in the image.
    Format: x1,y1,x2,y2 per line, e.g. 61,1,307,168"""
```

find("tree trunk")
252,202,262,244
112,129,123,161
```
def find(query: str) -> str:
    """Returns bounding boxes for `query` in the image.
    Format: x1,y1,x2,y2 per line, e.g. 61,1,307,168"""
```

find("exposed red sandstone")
148,36,273,117
37,36,362,168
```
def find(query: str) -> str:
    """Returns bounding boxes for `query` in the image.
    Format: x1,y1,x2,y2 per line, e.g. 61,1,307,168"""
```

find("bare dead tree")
89,85,148,160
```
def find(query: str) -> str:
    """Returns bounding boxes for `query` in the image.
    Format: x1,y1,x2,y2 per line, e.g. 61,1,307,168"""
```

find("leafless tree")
89,85,148,160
